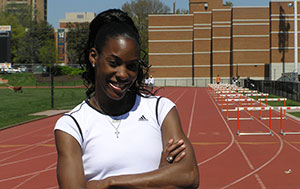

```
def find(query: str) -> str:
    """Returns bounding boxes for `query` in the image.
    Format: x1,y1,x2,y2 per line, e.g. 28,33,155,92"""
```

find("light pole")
294,0,298,78
290,0,298,81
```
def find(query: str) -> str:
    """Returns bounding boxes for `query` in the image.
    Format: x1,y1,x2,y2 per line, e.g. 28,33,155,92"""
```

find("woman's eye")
108,60,118,67
127,62,138,71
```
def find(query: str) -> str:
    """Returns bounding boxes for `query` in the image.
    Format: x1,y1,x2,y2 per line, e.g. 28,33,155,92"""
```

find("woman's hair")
81,9,151,98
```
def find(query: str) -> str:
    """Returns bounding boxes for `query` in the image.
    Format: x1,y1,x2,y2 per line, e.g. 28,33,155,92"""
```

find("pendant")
115,130,120,138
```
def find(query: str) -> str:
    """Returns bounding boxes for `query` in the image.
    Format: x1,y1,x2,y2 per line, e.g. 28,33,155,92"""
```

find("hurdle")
223,98,255,120
218,94,244,108
258,98,287,120
237,90,258,94
278,106,300,135
215,90,237,100
245,93,269,101
235,106,274,136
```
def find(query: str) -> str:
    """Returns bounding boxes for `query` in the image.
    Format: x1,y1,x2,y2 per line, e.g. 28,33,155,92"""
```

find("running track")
1,87,300,188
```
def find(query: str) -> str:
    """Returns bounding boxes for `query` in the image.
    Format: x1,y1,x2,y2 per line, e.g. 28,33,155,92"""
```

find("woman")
54,9,199,188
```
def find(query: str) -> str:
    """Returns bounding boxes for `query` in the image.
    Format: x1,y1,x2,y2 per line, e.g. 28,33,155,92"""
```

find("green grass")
254,94,300,106
0,73,83,87
0,87,86,128
0,73,36,86
249,94,300,118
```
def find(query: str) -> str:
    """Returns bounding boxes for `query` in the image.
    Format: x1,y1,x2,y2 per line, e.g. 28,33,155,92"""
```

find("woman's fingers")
168,143,186,161
166,139,186,163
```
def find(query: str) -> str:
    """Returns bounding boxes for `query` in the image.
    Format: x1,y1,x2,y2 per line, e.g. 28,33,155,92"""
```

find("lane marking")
0,144,55,148
192,141,281,145
11,162,57,189
0,152,56,167
174,88,188,104
197,89,235,166
0,138,54,163
0,164,56,183
187,89,197,138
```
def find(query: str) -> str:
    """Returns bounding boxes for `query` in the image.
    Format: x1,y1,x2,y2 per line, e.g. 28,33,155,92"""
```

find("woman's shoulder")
139,95,175,108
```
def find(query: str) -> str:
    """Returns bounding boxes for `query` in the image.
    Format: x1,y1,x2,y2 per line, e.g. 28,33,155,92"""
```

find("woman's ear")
89,48,98,67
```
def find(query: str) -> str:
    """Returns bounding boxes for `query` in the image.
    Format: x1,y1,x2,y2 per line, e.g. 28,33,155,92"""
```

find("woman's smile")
109,80,129,92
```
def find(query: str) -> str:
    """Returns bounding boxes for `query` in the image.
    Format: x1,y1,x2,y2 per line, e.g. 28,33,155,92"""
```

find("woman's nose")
115,66,129,81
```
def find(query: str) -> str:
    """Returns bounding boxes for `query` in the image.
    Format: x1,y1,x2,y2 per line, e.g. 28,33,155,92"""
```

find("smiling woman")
54,9,199,189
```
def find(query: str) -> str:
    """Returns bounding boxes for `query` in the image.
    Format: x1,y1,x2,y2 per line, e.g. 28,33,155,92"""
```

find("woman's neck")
92,93,136,116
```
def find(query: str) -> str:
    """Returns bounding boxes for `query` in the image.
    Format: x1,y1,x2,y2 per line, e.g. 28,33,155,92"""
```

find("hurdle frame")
259,98,287,120
278,106,300,136
223,98,255,120
236,107,274,136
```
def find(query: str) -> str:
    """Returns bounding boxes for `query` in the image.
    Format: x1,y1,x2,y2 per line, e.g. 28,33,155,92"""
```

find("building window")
77,15,84,19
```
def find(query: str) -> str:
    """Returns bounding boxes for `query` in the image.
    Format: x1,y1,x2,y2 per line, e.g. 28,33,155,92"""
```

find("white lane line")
284,140,300,153
0,119,55,143
0,164,56,182
0,138,54,162
174,89,188,104
12,162,56,189
0,151,56,167
197,89,235,166
234,140,267,188
234,140,254,169
187,89,197,138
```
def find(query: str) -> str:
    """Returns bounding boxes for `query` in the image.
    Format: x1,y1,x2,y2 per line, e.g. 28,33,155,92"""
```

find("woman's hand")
159,138,186,168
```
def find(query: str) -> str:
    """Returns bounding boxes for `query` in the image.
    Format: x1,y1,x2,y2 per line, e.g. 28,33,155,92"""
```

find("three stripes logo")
138,115,148,121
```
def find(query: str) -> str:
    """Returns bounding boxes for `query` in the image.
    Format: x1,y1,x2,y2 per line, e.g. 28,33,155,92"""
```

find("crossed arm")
55,107,199,188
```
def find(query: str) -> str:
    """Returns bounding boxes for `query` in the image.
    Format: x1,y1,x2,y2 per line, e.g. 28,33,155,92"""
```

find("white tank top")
54,95,175,181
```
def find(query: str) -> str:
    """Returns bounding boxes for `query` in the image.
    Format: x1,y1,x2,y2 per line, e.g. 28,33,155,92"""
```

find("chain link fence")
244,79,300,102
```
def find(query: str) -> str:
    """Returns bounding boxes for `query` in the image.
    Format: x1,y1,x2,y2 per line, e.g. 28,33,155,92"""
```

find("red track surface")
1,87,300,188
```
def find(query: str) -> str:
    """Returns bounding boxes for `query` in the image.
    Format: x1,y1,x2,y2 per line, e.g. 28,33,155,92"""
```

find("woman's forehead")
102,37,139,55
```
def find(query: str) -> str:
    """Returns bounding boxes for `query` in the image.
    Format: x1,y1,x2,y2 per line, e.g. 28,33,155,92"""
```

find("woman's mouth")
109,82,127,92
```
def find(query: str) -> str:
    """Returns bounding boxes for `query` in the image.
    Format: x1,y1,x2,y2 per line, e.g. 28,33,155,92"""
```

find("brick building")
0,0,47,22
148,0,300,86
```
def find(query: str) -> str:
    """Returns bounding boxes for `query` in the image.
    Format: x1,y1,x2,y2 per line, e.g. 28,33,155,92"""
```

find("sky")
48,0,271,29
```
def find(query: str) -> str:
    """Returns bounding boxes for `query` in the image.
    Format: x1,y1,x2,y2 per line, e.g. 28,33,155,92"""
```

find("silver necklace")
105,116,121,138
92,97,122,138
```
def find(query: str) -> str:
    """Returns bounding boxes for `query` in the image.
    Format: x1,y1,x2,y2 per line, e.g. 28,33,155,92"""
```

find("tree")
66,23,89,65
122,0,170,52
175,8,189,14
224,1,233,7
16,21,55,64
0,4,55,64
0,11,26,62
39,39,56,65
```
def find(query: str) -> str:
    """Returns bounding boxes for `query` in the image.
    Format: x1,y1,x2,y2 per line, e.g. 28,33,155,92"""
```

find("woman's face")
93,36,139,100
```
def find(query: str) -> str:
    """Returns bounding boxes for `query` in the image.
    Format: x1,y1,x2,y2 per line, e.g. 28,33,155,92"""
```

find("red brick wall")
148,0,300,83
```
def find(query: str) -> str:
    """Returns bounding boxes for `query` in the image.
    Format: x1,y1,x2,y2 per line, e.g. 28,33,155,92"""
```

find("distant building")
0,0,47,22
59,12,95,28
56,12,95,64
148,0,300,86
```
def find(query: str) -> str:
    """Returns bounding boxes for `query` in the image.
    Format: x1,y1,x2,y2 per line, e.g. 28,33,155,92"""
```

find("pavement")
29,109,70,116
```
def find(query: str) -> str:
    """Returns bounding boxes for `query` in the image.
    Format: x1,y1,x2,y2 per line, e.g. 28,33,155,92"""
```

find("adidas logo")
138,115,148,121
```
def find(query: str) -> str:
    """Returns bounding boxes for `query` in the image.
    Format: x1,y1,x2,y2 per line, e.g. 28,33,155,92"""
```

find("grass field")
0,87,86,128
0,73,83,87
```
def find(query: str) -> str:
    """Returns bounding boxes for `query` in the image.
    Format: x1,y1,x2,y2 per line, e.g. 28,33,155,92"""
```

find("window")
77,15,84,19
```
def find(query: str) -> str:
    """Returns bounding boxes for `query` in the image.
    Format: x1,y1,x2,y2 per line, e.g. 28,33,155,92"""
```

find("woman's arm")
55,130,86,189
87,107,199,189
